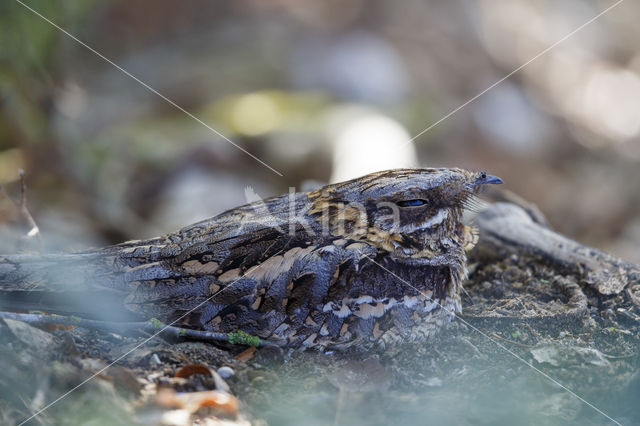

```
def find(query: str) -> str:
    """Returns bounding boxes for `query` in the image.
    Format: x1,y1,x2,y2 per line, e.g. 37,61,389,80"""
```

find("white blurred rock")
325,105,418,183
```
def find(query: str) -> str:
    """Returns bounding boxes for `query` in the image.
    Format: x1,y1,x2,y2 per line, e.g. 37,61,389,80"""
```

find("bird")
0,168,502,350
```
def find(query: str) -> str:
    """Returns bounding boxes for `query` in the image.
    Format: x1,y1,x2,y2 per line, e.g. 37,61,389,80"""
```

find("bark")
473,202,639,295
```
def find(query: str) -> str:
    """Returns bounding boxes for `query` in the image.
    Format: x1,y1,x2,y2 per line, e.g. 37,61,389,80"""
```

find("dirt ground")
2,235,638,425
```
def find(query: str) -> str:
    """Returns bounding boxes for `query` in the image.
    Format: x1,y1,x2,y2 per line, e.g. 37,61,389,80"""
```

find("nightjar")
0,168,502,350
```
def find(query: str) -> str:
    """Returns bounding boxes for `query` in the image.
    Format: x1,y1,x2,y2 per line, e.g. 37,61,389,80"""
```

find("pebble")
151,353,162,365
217,366,235,379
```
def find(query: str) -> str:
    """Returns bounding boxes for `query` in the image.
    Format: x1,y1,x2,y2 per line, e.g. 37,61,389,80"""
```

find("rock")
3,318,57,352
218,366,235,379
530,343,610,368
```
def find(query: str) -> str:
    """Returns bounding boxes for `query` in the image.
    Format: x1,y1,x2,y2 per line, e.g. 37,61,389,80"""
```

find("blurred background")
0,0,638,262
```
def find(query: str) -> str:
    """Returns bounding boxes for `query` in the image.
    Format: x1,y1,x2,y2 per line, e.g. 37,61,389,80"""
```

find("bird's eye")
397,199,427,207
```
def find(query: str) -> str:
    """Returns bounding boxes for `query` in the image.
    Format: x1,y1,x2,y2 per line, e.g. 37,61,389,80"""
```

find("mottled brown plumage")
0,168,502,349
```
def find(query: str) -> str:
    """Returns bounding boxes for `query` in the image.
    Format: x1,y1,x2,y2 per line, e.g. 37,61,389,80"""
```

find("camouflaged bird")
0,168,502,350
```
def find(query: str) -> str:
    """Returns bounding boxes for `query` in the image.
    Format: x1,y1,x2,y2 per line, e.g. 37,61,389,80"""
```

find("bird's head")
308,168,503,256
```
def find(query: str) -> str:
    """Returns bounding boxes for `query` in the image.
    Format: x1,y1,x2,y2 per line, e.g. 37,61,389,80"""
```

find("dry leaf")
156,388,238,415
234,346,256,362
174,363,214,379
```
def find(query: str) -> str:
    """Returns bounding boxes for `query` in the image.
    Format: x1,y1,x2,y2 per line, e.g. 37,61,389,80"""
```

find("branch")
0,311,283,347
474,202,640,295
0,169,43,251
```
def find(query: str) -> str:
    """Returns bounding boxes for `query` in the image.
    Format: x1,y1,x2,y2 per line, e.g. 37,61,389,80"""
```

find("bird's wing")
121,192,377,334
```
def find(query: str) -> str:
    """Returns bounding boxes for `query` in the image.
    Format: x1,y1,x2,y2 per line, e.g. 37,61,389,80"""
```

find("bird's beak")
478,174,503,185
469,173,503,188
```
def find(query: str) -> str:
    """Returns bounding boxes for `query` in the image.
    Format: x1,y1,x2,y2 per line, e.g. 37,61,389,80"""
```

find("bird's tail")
0,251,141,321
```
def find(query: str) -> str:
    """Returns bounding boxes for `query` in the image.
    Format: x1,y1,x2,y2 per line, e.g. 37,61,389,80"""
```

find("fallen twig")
0,169,43,251
0,311,283,347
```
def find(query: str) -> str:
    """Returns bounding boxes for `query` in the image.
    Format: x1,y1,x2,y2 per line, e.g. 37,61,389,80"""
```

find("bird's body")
0,168,502,350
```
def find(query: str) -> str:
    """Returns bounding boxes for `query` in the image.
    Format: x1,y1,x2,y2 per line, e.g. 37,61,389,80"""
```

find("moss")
227,330,261,347
150,318,164,330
